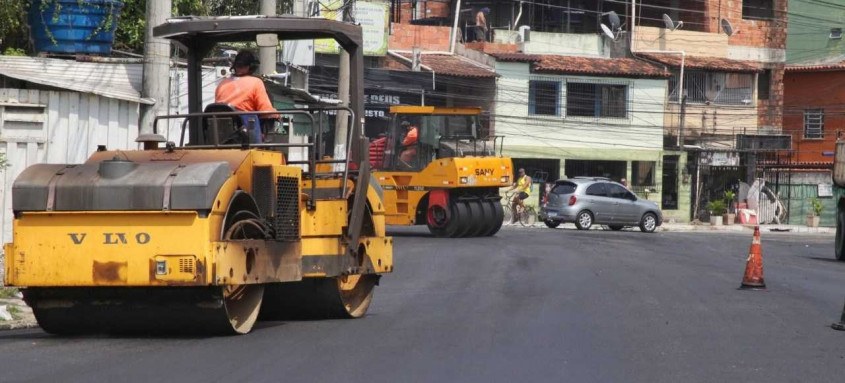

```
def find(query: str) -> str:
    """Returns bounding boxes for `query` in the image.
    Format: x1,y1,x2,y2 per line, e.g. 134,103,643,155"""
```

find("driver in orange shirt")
399,120,418,168
215,50,278,142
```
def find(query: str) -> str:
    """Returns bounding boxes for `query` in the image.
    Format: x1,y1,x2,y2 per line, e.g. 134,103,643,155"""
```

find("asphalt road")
1,226,845,383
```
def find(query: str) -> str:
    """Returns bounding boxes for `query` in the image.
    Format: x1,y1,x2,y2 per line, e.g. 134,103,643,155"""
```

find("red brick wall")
398,1,452,23
388,23,452,51
758,64,785,130
705,0,787,50
783,70,845,163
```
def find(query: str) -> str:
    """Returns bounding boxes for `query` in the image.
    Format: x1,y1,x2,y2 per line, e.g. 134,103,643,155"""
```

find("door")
607,183,639,224
584,182,612,223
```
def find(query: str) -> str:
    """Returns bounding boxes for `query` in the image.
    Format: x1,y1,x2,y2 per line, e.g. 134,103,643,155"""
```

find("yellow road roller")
369,106,513,237
3,16,392,335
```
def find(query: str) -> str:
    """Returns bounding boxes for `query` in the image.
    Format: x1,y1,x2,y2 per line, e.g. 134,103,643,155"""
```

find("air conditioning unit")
518,25,531,43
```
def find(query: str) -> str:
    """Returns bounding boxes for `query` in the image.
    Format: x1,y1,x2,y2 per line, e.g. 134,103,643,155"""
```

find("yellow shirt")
516,175,531,195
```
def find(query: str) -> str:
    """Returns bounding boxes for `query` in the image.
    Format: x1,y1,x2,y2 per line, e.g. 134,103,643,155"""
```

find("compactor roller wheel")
260,274,377,320
489,200,504,235
464,200,487,237
25,285,264,335
475,200,497,237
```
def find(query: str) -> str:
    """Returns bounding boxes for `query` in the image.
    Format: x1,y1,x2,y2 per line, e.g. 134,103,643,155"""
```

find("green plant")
723,190,736,212
0,287,20,299
2,47,26,56
706,200,727,215
809,197,824,217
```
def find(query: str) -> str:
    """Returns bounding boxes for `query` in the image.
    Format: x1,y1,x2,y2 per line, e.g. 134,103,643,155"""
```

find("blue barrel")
30,0,124,55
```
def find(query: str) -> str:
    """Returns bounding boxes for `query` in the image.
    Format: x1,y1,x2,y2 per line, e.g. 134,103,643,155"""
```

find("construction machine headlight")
460,177,468,184
501,176,509,183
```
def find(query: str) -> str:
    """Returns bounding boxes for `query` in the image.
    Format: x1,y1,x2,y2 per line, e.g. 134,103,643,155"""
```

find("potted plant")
806,197,823,227
723,190,736,225
706,200,726,226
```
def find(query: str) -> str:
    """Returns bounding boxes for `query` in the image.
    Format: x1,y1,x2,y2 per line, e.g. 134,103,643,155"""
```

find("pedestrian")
475,7,490,42
620,178,628,189
214,50,278,142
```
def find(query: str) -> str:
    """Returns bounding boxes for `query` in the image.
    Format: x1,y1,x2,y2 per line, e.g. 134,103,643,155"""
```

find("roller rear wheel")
260,274,377,320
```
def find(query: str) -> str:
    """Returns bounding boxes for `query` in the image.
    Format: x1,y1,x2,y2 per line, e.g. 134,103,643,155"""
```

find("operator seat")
202,103,243,145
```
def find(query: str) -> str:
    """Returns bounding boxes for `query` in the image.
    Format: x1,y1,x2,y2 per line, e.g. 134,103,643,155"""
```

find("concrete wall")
634,26,729,57
494,62,666,151
494,30,606,57
785,0,845,64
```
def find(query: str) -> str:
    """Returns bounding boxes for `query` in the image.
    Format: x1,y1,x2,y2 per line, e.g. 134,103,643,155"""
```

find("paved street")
1,227,845,383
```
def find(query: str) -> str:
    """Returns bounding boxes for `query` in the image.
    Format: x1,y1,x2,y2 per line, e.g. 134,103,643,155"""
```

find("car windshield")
551,182,576,195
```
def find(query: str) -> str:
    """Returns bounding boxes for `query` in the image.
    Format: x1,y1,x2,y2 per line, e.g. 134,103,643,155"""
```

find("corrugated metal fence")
0,88,139,243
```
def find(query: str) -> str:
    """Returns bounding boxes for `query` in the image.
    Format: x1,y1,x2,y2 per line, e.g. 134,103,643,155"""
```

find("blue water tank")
30,0,124,55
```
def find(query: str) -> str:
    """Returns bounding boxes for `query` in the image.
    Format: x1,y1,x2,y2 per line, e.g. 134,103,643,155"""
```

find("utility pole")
334,0,353,164
259,0,277,75
678,94,687,150
139,0,172,136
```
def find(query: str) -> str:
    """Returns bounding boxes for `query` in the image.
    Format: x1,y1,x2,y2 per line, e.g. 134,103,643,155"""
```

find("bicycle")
503,191,537,226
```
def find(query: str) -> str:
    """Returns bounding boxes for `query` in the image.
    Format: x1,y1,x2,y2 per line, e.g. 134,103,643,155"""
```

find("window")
670,71,754,105
551,182,577,195
757,70,770,100
804,109,824,139
585,183,607,197
529,80,560,116
566,82,627,118
631,161,656,186
606,183,630,199
743,0,774,20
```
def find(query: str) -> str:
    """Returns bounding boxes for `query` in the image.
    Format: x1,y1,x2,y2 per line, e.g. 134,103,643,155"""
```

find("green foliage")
0,287,19,299
3,47,26,56
706,200,727,215
809,197,824,216
723,190,736,213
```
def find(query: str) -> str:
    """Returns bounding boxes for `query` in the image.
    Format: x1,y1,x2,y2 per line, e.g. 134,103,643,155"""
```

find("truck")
2,16,392,334
370,106,513,237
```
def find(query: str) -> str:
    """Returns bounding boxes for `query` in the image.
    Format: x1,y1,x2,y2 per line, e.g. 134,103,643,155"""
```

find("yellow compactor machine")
3,17,392,335
370,106,512,237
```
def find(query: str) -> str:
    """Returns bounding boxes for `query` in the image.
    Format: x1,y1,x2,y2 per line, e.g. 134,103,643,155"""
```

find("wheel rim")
643,215,656,232
578,212,591,228
428,204,449,228
337,274,376,318
222,284,264,334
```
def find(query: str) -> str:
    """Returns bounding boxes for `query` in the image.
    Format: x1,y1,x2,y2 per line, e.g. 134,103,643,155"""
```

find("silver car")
538,177,663,233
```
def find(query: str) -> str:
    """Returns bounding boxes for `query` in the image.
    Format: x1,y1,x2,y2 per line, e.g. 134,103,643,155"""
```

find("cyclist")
507,168,532,224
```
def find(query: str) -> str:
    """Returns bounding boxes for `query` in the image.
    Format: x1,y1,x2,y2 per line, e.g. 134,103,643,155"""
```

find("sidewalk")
659,221,835,235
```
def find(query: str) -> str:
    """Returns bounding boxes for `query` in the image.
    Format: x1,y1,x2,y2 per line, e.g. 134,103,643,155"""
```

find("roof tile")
533,56,670,78
638,53,762,72
395,52,496,78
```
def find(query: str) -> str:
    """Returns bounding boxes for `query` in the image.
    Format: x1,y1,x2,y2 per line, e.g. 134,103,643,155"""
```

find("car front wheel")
575,211,593,230
639,212,658,233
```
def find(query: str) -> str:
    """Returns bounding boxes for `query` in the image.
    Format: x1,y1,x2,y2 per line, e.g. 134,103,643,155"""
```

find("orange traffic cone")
740,226,766,290
833,299,845,331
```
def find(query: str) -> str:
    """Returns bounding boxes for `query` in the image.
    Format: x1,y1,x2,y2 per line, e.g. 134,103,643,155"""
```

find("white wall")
494,30,606,57
0,88,139,243
493,62,667,152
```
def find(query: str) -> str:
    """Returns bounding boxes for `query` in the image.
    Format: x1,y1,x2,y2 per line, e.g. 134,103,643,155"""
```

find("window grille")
565,82,627,118
529,80,560,116
743,0,775,20
804,109,824,139
669,70,753,105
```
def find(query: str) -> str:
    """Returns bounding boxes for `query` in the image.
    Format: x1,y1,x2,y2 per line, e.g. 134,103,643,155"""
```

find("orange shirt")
215,75,278,117
402,127,418,147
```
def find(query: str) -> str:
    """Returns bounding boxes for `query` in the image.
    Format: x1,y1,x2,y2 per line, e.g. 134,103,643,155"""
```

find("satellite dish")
721,18,735,36
607,11,621,31
662,14,684,31
600,23,618,41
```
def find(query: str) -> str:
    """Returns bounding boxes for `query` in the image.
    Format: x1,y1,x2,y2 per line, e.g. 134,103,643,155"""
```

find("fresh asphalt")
1,226,844,383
